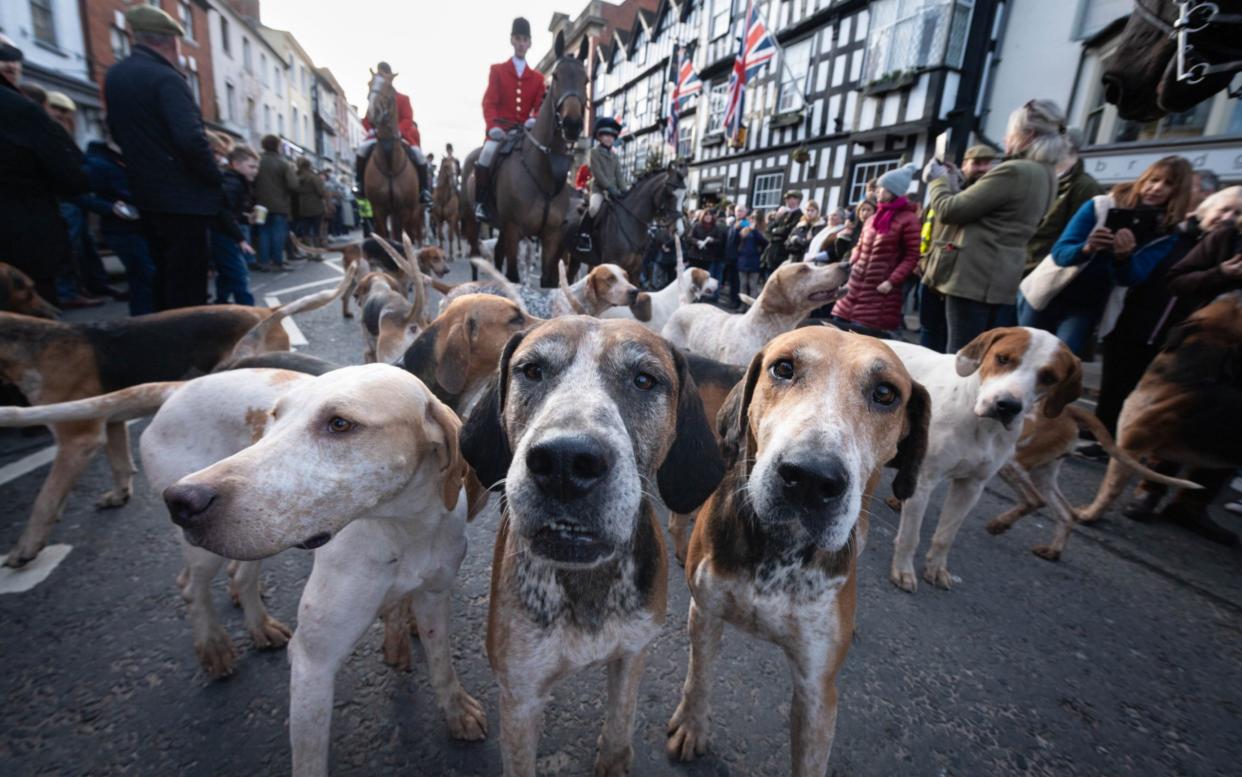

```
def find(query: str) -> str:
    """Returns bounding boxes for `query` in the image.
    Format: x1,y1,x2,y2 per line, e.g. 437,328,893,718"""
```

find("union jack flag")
724,0,776,146
665,44,702,149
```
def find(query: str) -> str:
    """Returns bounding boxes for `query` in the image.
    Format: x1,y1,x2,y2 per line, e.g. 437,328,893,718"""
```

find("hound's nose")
526,436,612,501
777,457,849,508
164,483,218,528
993,397,1023,423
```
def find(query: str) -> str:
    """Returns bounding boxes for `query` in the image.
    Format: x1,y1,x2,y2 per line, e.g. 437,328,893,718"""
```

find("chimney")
227,0,261,23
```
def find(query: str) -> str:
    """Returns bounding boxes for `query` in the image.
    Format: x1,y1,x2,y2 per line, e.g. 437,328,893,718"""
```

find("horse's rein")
1132,0,1242,85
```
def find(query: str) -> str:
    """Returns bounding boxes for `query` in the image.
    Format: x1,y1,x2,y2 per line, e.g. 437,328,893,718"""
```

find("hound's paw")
381,628,413,672
923,565,954,590
1075,507,1102,524
889,567,918,593
249,614,292,649
1031,545,1062,562
196,628,238,678
666,704,709,762
4,539,44,569
594,741,634,777
94,488,131,510
985,518,1012,535
884,496,903,512
444,689,488,740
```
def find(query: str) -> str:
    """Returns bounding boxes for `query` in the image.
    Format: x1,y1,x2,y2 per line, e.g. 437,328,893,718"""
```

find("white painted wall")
207,1,284,150
0,0,90,86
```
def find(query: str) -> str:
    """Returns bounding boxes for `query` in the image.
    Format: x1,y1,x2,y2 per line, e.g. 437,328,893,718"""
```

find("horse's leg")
499,223,521,283
540,228,565,289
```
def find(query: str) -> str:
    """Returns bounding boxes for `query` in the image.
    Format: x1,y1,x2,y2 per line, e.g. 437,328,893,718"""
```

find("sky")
262,0,576,158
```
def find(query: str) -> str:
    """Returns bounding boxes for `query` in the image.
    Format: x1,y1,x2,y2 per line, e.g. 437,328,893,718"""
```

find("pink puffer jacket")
832,201,921,330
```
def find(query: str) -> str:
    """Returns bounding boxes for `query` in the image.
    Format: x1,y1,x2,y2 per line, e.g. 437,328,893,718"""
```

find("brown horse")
364,71,424,244
1104,0,1242,121
431,157,462,258
462,32,586,285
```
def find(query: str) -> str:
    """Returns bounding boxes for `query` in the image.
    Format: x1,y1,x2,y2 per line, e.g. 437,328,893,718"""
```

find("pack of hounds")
0,237,1235,777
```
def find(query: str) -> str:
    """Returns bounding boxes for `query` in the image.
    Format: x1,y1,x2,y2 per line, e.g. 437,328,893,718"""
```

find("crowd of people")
0,7,356,316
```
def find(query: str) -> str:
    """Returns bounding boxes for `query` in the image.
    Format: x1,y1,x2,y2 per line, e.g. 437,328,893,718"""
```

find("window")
220,16,231,55
30,0,57,46
678,122,694,159
278,112,284,136
1073,0,1131,39
848,159,899,204
246,97,256,130
752,172,784,209
292,106,298,138
778,37,813,113
303,115,310,145
243,38,252,72
633,30,647,67
863,0,975,84
710,0,733,40
188,73,201,107
275,67,283,96
260,53,268,86
1113,102,1213,143
179,1,195,40
110,17,130,62
264,105,272,132
705,82,729,135
225,82,236,120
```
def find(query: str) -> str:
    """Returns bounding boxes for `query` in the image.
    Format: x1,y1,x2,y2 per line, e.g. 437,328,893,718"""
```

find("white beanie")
879,163,919,197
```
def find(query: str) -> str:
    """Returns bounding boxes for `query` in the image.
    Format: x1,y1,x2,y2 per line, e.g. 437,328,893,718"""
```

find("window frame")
848,159,899,205
30,0,58,47
710,0,732,40
705,81,729,136
220,16,231,55
179,0,195,41
751,172,785,209
778,37,813,114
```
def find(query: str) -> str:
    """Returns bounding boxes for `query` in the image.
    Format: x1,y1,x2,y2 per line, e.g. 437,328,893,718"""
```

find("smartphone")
1104,208,1135,233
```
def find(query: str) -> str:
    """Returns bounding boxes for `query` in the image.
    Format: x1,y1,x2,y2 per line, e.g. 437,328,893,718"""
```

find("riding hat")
783,190,803,201
377,61,393,74
594,117,622,138
125,5,186,37
512,17,531,38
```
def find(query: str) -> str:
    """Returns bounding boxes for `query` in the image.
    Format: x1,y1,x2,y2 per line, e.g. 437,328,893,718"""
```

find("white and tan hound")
602,266,719,333
460,316,724,777
446,258,643,318
668,326,929,776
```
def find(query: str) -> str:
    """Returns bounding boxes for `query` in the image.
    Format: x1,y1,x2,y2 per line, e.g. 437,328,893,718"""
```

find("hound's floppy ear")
1043,352,1083,418
434,313,474,396
717,350,763,470
657,348,726,514
459,331,524,491
424,395,465,511
954,329,1005,377
629,292,653,322
889,381,931,500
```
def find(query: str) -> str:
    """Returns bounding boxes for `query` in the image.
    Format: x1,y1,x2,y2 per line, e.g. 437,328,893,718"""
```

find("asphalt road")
2,243,1240,777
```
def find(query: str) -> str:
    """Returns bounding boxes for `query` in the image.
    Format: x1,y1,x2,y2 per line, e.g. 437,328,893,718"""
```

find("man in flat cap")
761,189,804,273
474,16,547,221
104,5,223,310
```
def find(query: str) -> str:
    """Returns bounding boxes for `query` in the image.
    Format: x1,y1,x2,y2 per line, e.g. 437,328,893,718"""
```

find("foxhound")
163,365,489,777
350,234,432,363
0,262,59,318
601,267,719,333
668,326,929,776
460,316,724,777
662,261,850,365
1076,292,1240,525
289,234,450,318
0,272,352,568
447,258,643,318
884,327,1082,592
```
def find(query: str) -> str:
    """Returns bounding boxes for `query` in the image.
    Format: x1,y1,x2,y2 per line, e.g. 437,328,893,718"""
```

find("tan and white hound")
460,316,724,777
668,326,929,776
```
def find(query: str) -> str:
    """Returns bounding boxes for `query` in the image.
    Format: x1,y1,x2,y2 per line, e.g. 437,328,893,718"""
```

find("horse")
364,71,424,244
431,157,462,258
1103,0,1242,121
461,31,586,285
562,162,688,283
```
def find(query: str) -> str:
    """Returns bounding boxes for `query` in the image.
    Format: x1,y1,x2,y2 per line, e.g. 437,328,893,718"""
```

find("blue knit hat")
879,163,919,197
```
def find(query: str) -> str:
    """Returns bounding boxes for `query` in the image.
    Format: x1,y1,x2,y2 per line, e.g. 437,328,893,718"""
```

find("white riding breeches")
478,128,506,168
589,192,604,217
356,138,375,157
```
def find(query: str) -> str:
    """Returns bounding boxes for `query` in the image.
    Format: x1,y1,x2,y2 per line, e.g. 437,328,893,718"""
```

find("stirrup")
474,203,489,223
575,234,593,253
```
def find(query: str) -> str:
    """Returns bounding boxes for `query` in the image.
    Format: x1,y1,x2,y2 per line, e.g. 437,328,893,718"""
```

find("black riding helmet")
594,116,622,140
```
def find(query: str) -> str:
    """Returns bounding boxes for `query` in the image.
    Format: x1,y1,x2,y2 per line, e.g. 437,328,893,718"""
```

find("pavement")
2,240,1241,776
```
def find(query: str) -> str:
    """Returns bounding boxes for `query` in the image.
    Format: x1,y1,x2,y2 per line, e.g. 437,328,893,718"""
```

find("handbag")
1018,196,1112,311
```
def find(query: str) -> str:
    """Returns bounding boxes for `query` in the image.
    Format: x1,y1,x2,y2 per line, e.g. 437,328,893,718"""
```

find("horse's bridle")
1133,0,1242,88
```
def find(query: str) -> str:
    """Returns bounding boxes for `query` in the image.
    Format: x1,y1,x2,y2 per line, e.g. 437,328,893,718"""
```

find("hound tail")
1066,406,1202,489
0,382,184,427
469,257,517,289
224,263,359,364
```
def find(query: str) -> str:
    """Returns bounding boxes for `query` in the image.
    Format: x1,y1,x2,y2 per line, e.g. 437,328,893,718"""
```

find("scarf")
872,196,908,235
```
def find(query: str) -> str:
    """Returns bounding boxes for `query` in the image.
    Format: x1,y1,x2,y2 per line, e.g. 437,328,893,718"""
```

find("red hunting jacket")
362,90,421,148
483,59,546,132
832,200,921,331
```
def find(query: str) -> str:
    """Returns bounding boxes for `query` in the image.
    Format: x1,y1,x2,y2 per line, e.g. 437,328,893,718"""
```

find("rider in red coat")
474,17,546,221
355,61,431,204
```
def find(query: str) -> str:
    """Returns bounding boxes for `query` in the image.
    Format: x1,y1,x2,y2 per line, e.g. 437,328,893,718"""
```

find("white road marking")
268,276,342,296
325,259,344,274
265,295,308,346
0,544,72,594
0,445,57,487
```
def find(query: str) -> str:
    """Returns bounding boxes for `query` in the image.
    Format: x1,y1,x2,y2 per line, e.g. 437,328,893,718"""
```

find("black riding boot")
355,151,369,192
416,161,433,205
474,164,491,223
575,212,593,253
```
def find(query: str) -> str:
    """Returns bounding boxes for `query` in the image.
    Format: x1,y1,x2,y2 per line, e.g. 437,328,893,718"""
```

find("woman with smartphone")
1018,155,1194,356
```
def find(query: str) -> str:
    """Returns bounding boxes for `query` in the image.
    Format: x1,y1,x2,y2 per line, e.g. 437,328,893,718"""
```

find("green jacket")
590,146,624,195
297,170,326,218
761,207,802,271
254,151,299,215
921,157,1056,305
1023,159,1104,274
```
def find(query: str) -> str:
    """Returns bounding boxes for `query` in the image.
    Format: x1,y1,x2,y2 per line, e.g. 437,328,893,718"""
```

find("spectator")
835,199,876,264
0,37,89,305
761,191,803,274
736,210,769,299
687,209,725,273
81,137,156,314
1025,128,1104,275
211,145,259,305
919,144,999,351
832,164,922,334
921,99,1068,351
784,200,825,262
721,205,751,307
104,6,224,310
295,157,326,246
1189,169,1220,211
45,91,77,140
253,134,298,271
19,82,46,106
646,226,679,290
1019,155,1193,357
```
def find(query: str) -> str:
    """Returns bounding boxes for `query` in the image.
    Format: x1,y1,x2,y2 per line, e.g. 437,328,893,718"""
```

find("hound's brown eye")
770,359,795,380
520,363,543,381
328,417,355,433
633,372,657,391
996,354,1010,365
872,383,898,406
